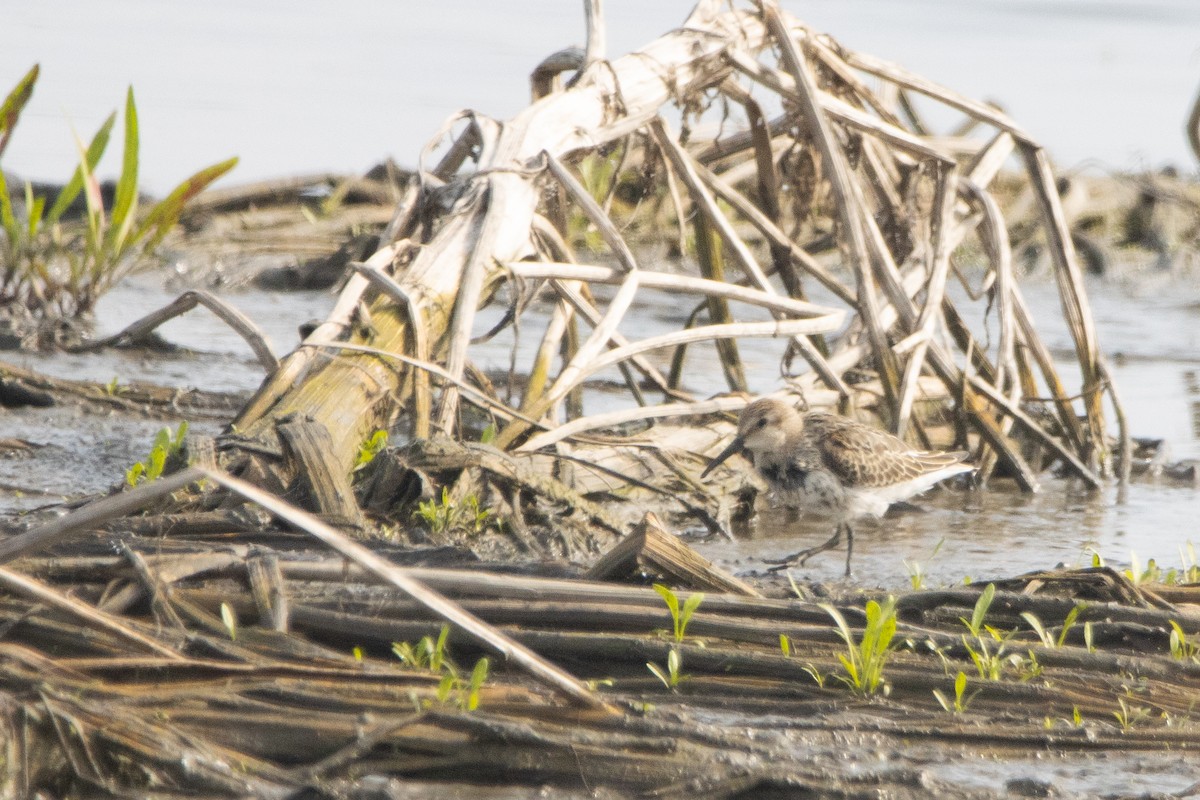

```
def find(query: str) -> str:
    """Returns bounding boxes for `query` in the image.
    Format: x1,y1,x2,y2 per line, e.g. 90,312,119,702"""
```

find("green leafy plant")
653,584,704,645
126,420,188,486
1124,551,1161,586
1021,604,1083,649
957,584,1037,681
933,670,977,715
392,625,449,671
904,539,943,590
801,663,828,689
822,597,898,697
647,647,689,690
392,625,489,712
647,584,704,691
414,486,492,537
1181,542,1199,584
1,65,237,325
1169,620,1199,662
1113,695,1151,732
960,583,996,638
354,429,388,471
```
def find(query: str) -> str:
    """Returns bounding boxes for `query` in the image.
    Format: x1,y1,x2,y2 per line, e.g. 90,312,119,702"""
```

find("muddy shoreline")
0,166,1197,797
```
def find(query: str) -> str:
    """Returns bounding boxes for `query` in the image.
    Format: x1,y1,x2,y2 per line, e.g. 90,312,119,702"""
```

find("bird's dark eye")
756,418,767,429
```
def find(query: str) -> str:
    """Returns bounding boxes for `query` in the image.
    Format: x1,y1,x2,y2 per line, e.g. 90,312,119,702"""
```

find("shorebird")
701,397,972,576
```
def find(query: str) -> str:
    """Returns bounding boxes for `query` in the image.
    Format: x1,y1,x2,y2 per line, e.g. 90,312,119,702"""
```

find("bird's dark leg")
765,524,844,572
843,523,854,577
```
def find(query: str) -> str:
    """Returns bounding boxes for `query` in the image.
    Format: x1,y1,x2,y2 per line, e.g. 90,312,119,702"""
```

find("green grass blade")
0,64,39,161
106,86,140,255
653,583,679,626
1020,612,1053,647
132,156,237,251
24,181,45,237
47,112,116,223
965,583,995,636
680,591,705,638
0,169,16,239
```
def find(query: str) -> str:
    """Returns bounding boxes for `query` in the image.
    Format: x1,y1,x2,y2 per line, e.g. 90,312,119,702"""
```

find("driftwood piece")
587,512,762,597
200,467,619,713
277,415,366,530
70,289,278,373
0,359,242,419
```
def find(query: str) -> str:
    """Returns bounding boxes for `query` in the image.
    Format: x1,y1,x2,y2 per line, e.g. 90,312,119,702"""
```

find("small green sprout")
392,625,488,711
126,421,188,486
415,487,492,536
1169,620,1198,662
647,648,689,690
647,584,704,691
1021,604,1083,649
354,429,388,471
653,584,704,645
933,671,977,715
822,597,898,697
1113,696,1151,732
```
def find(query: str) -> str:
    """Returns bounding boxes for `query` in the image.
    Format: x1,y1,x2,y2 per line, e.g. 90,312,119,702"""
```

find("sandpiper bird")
702,397,972,576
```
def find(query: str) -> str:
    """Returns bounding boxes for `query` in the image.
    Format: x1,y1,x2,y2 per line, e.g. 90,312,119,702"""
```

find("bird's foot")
763,527,849,573
763,532,843,573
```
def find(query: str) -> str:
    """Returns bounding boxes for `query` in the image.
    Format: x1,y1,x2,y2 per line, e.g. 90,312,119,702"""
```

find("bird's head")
700,397,799,478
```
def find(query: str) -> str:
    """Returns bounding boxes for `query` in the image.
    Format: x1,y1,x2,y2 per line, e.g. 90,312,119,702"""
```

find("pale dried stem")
79,290,278,373
200,468,617,712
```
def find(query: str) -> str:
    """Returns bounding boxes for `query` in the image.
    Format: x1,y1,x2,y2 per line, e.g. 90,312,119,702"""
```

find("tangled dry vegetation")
200,0,1127,550
6,1,1200,797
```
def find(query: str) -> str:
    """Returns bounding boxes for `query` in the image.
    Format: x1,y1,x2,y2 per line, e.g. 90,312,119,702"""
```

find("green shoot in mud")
126,421,188,486
1178,542,1200,584
1,65,237,324
648,584,704,690
959,584,1040,681
822,597,898,697
1045,705,1086,730
960,582,996,638
1169,620,1199,662
353,429,388,471
415,487,492,536
653,584,704,645
1125,551,1162,586
1021,604,1084,649
933,671,977,715
393,625,489,712
647,648,689,690
1113,695,1152,732
904,538,944,590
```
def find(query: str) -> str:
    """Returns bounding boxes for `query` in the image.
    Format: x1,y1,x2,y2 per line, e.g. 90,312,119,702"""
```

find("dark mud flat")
1,330,1199,798
2,505,1200,799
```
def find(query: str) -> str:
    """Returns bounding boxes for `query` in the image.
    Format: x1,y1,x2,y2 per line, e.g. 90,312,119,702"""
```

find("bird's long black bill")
700,436,745,479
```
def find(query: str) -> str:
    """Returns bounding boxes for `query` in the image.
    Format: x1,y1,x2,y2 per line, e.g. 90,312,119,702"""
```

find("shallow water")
3,266,1196,591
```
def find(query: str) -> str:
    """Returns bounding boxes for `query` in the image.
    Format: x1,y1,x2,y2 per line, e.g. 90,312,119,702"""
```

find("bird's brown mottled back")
804,413,967,489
